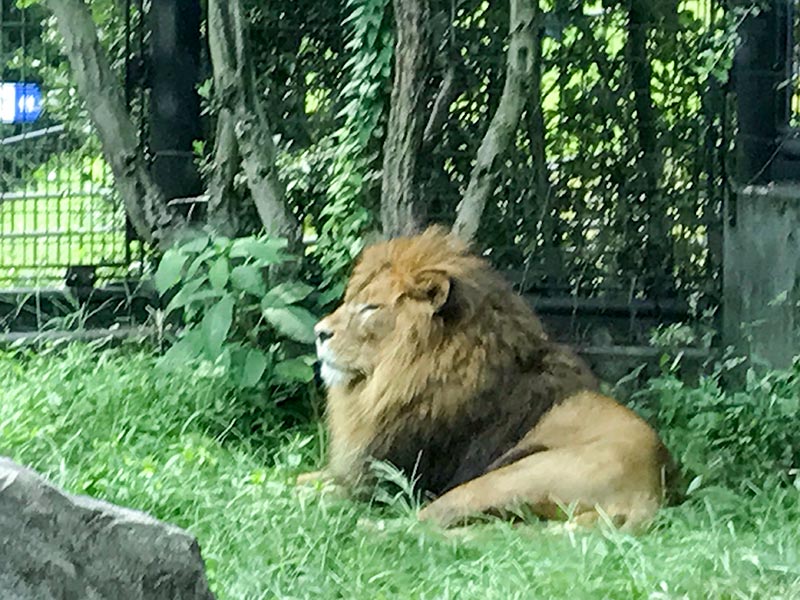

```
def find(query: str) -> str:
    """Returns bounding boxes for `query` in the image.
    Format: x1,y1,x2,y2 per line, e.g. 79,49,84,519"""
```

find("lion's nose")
315,324,333,344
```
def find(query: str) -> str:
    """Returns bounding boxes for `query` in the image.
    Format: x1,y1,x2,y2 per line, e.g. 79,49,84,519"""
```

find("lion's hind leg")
417,442,662,533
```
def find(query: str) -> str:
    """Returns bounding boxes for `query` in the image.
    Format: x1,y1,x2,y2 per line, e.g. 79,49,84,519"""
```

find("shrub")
633,360,800,495
153,233,336,412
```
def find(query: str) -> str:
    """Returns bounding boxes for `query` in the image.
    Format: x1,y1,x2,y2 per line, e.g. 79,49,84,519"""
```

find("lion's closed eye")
359,304,381,317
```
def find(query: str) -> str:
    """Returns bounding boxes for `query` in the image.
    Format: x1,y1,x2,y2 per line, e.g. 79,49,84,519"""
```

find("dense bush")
633,361,800,495
152,232,341,419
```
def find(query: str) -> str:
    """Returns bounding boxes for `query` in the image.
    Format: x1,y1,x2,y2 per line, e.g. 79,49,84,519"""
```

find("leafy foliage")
154,233,319,396
633,359,800,494
294,0,393,284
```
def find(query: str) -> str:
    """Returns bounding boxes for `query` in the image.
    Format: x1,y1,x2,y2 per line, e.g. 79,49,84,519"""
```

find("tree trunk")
205,109,241,237
380,0,433,238
524,14,563,281
42,0,186,248
452,0,539,243
626,0,671,295
527,25,549,215
207,0,300,246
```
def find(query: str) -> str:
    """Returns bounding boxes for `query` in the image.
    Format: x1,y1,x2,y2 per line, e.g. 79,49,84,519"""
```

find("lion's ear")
413,270,454,314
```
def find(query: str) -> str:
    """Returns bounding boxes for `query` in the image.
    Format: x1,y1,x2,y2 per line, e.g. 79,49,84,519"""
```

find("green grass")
1,344,799,599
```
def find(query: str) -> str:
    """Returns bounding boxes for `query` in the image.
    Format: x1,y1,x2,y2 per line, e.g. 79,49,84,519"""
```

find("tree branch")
452,0,538,243
207,0,300,245
421,58,461,151
42,0,186,248
421,1,464,152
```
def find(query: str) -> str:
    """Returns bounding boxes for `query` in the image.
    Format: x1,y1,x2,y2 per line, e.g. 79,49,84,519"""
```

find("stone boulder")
0,457,215,599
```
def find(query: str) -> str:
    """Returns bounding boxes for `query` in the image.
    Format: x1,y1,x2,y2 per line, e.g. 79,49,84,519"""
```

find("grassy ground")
1,344,799,599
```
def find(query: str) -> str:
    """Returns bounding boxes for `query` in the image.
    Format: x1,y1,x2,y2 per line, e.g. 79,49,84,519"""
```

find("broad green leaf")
262,306,317,344
181,235,210,253
213,236,232,251
230,236,289,265
185,247,218,280
230,265,266,296
274,358,315,384
165,277,207,315
208,256,230,291
187,289,225,306
154,249,188,295
201,295,235,358
240,348,269,388
261,281,314,309
159,330,203,367
317,282,345,307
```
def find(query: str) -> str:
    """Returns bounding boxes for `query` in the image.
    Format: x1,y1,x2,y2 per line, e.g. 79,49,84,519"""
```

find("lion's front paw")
418,501,459,528
295,470,348,498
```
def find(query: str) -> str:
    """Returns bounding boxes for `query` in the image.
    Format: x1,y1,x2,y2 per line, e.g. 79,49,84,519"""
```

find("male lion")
298,226,676,531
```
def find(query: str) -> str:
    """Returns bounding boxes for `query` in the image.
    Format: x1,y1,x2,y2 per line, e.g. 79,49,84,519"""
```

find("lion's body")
302,227,676,530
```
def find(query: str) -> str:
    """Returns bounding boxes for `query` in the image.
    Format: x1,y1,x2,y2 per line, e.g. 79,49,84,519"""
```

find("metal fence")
444,1,728,305
0,0,136,286
0,0,745,313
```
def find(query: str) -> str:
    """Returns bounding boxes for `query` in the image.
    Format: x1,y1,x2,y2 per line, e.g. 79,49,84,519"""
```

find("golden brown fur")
299,226,676,531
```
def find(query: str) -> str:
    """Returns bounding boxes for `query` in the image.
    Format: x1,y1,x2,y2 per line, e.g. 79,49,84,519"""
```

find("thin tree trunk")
626,0,671,295
527,30,549,213
43,0,185,248
524,16,563,280
205,109,241,236
452,0,538,243
380,0,433,238
207,0,300,246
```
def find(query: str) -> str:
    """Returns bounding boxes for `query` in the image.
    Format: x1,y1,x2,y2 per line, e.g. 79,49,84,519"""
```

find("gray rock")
0,457,215,600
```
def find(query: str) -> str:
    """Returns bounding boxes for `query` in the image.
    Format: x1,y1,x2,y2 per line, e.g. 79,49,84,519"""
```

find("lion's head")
315,226,548,392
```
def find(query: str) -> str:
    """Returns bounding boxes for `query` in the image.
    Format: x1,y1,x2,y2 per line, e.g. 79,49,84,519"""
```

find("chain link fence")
0,0,137,287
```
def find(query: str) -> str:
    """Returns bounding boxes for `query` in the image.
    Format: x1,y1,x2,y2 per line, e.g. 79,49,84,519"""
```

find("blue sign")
0,82,43,124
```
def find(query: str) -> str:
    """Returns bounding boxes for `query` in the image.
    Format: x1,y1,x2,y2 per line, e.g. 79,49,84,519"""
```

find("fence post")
724,0,800,369
147,0,203,212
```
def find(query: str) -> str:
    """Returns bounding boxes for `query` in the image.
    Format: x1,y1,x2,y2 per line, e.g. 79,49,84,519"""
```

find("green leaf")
261,281,314,309
262,306,317,344
185,247,218,280
240,348,269,388
165,278,209,316
213,236,232,251
317,282,345,307
686,475,704,496
201,295,235,358
154,249,188,295
230,237,288,265
208,256,230,291
186,289,225,307
230,265,266,296
181,235,210,253
274,358,315,384
159,330,203,367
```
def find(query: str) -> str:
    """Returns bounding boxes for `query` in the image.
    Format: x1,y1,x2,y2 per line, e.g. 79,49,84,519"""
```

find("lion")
298,226,677,531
